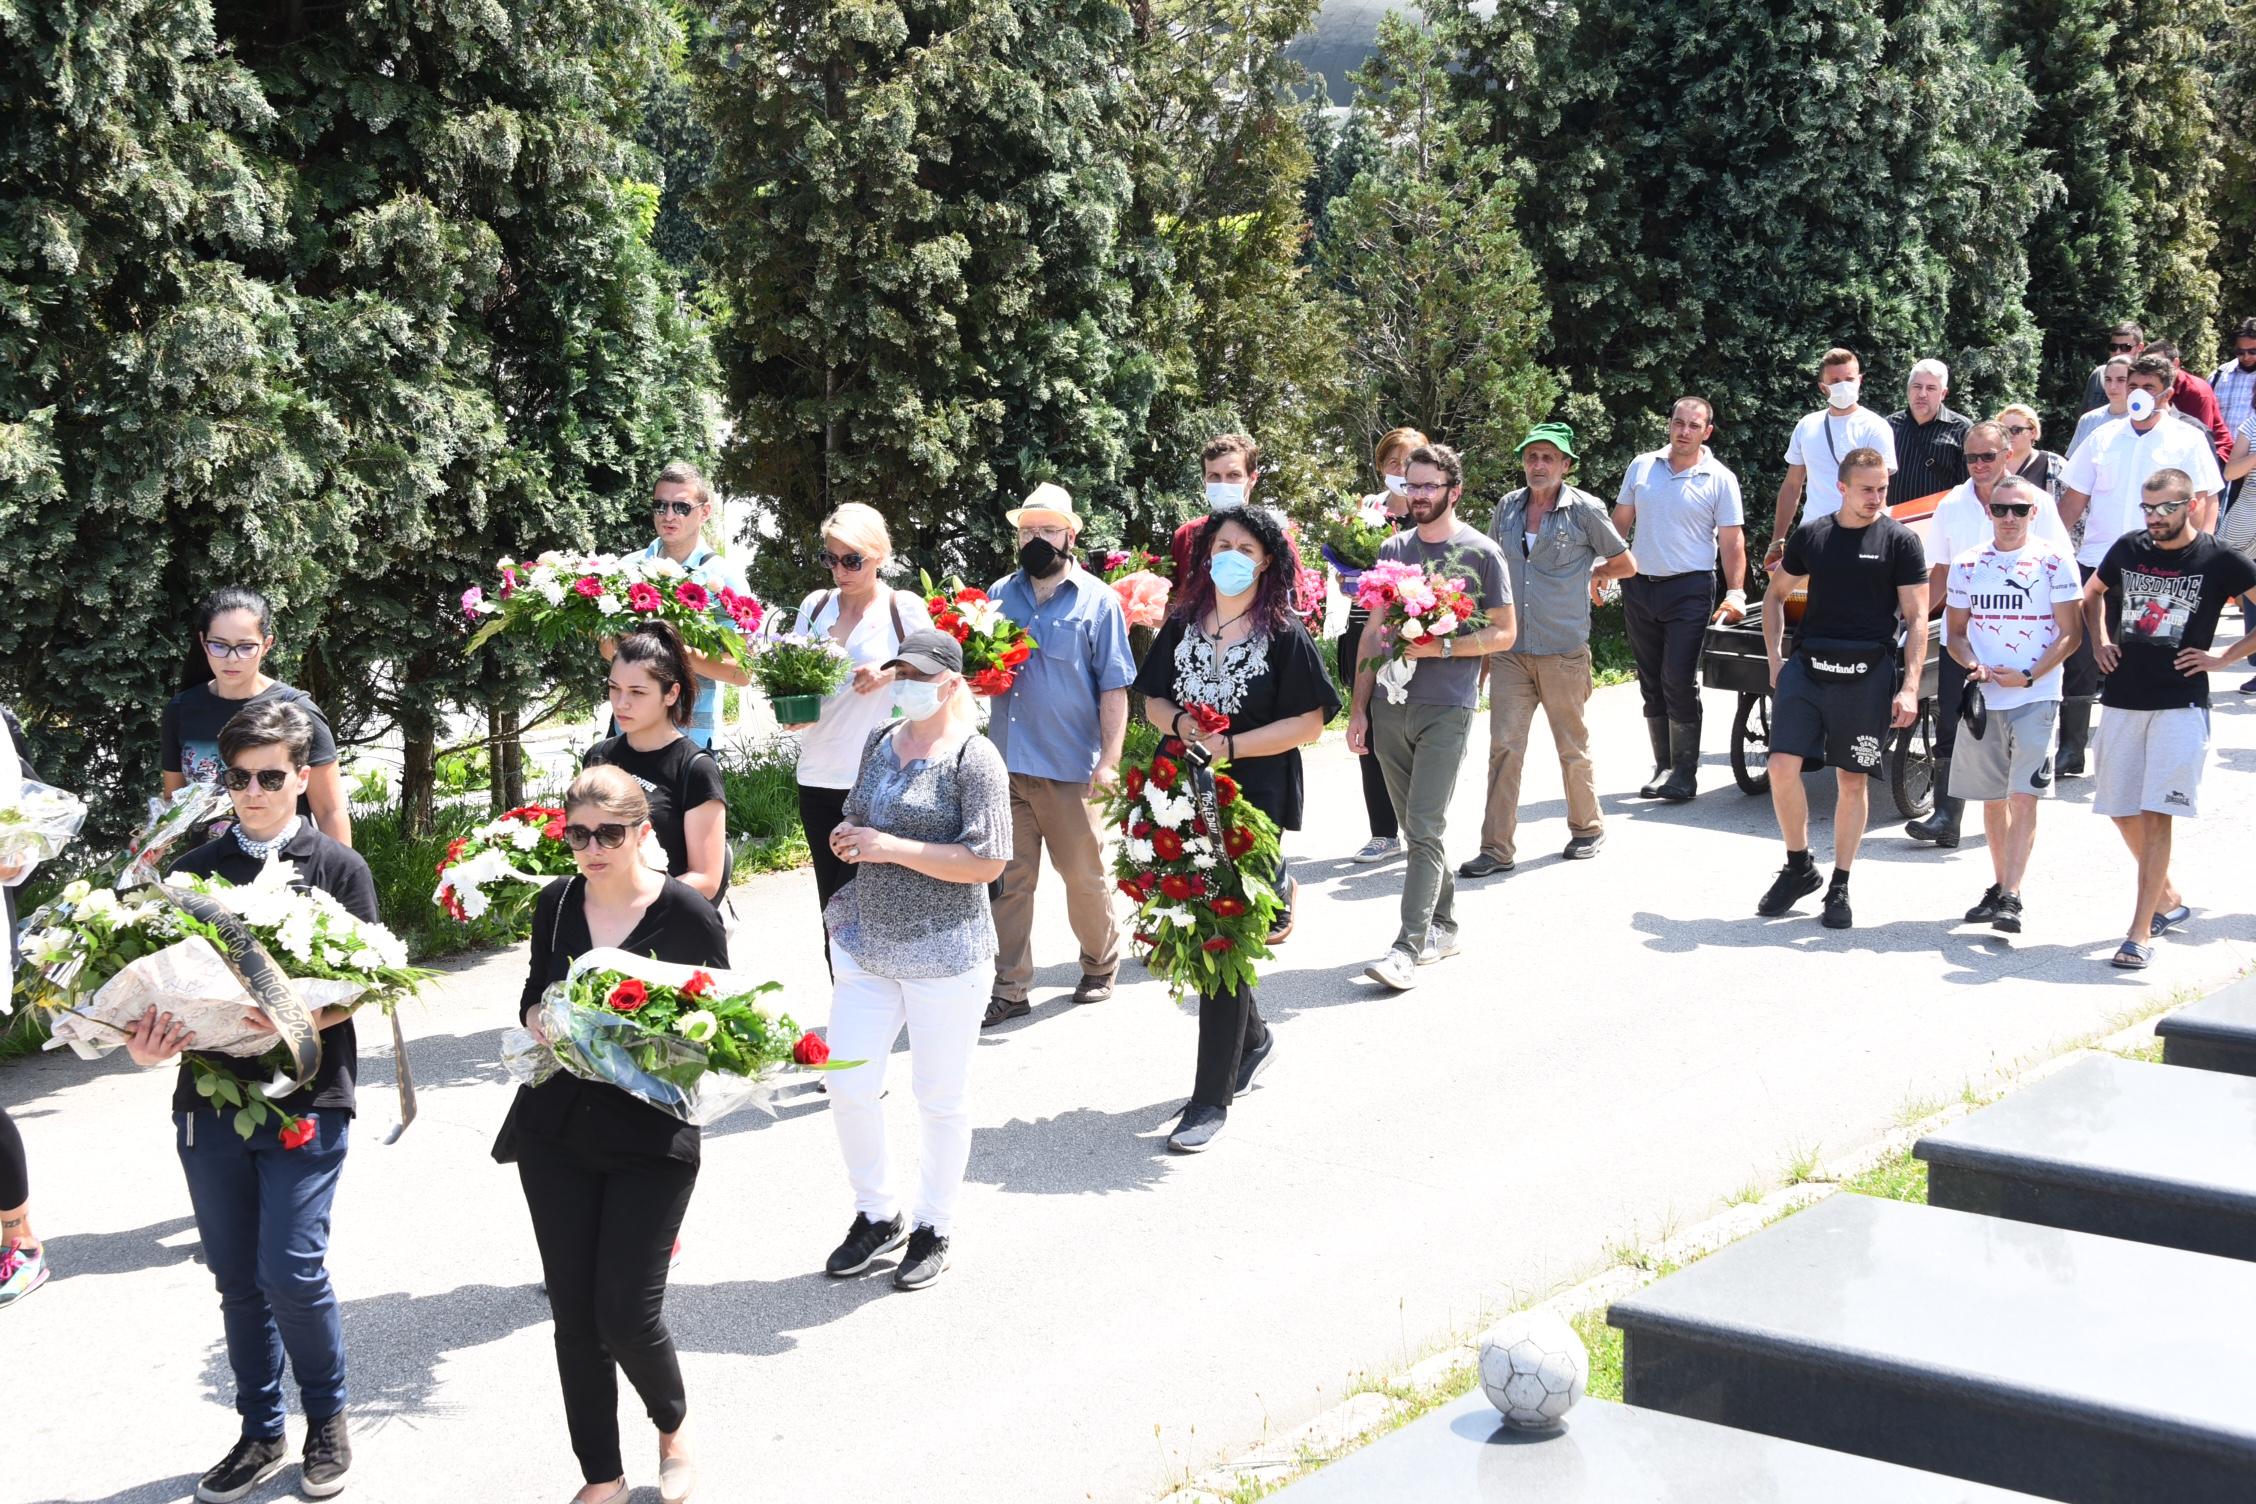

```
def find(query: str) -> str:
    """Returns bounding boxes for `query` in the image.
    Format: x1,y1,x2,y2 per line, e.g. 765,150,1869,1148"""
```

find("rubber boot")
2056,697,2094,778
1637,717,1672,798
1655,720,1701,803
1903,756,1962,847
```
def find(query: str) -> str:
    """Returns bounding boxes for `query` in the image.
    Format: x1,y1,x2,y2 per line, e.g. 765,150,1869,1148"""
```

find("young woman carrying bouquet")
1,702,58,1311
583,622,730,907
493,764,729,1504
1132,509,1339,1153
125,699,377,1501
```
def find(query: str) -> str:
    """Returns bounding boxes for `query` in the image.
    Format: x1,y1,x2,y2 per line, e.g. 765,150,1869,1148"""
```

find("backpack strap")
889,587,907,643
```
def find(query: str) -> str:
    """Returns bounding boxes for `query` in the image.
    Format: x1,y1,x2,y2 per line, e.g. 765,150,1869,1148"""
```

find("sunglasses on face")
2237,346,2256,359
2002,424,2033,437
2140,500,2188,516
221,768,293,792
2109,343,2137,353
1986,503,2035,519
204,639,264,660
1964,451,2002,465
650,499,699,519
818,549,867,571
562,823,633,850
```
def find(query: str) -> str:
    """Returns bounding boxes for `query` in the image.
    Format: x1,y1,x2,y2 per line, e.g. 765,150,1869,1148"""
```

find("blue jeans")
176,1108,350,1437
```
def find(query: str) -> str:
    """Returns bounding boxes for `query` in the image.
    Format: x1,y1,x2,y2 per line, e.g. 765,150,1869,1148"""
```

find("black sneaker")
1756,860,1821,917
300,1413,351,1498
1964,884,2003,924
823,1211,907,1277
1562,833,1604,859
1234,1031,1276,1098
1990,892,2024,934
196,1434,288,1503
1168,1102,1226,1153
1822,884,1854,930
893,1224,949,1291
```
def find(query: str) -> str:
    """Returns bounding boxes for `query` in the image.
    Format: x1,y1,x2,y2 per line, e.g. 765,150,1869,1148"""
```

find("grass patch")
2111,1038,2165,1064
1571,1307,1626,1402
717,737,811,877
1841,1149,1929,1204
1589,600,1637,687
1780,1138,1825,1185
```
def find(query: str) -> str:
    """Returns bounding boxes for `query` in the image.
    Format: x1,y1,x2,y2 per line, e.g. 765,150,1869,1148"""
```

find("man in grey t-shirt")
1461,422,1633,879
1347,443,1517,991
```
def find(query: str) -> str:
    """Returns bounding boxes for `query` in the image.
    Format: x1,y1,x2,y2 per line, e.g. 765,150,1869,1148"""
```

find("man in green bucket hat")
1459,421,1635,879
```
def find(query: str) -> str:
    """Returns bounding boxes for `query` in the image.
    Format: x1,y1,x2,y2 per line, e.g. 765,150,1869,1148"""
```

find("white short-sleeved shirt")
2061,415,2227,567
1946,540,2084,710
788,587,935,789
1784,407,1898,522
1615,447,1745,578
1927,481,2071,647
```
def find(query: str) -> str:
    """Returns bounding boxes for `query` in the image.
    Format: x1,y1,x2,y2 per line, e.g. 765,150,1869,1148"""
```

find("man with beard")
983,483,1138,1025
2081,468,2256,968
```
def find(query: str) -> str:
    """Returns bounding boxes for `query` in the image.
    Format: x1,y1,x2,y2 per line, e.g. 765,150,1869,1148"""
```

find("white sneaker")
1417,924,1461,965
1351,836,1401,864
1364,947,1419,990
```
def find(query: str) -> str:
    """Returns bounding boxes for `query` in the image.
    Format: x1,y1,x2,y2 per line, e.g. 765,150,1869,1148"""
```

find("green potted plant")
753,633,851,724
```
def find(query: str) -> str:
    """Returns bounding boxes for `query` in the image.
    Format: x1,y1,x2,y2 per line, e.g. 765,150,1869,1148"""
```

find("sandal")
981,995,1030,1029
2152,904,2191,934
2110,941,2153,970
660,1455,697,1504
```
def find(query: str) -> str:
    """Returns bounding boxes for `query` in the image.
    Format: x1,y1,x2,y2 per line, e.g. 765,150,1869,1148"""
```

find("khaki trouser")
990,772,1120,1003
1477,648,1602,863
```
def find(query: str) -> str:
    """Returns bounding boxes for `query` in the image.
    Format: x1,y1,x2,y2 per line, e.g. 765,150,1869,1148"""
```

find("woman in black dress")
1135,508,1340,1153
494,764,728,1504
583,621,730,905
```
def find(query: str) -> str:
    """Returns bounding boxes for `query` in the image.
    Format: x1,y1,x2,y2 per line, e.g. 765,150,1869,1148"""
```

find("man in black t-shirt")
1756,447,1927,929
2081,467,2256,968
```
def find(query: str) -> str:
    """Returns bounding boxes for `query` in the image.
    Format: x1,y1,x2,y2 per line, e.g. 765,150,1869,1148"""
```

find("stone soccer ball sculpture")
1477,1310,1587,1430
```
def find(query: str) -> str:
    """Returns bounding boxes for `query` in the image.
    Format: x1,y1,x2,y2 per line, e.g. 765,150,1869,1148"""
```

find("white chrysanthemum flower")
508,823,542,851
1191,854,1216,870
1159,906,1197,927
459,884,492,920
595,594,623,616
1125,838,1155,865
536,578,567,607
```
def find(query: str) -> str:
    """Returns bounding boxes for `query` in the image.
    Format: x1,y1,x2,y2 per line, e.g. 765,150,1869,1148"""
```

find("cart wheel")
1888,702,1937,819
1730,692,1773,795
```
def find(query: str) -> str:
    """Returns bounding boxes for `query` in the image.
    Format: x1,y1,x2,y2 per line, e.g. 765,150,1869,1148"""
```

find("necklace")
235,816,301,861
1205,605,1252,646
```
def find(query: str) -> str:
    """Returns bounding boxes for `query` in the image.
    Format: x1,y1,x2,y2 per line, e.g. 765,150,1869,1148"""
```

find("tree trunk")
492,702,526,810
400,725,437,838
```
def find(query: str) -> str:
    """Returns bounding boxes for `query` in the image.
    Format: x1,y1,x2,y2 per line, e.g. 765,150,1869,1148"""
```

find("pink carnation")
1112,570,1172,630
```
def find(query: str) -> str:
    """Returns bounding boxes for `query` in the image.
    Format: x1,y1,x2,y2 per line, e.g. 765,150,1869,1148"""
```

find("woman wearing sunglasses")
785,504,932,944
160,587,350,846
129,699,378,1502
583,621,730,905
494,763,727,1504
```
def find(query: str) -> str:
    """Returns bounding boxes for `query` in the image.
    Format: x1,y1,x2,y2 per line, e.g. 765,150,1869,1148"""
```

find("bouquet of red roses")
921,571,1038,695
1101,711,1283,1000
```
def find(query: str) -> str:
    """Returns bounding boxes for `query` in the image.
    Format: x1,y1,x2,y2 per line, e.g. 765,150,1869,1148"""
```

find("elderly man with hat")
1459,421,1635,878
982,483,1139,1027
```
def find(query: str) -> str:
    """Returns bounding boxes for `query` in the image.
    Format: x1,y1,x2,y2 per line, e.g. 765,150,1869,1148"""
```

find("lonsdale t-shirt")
2097,531,2256,711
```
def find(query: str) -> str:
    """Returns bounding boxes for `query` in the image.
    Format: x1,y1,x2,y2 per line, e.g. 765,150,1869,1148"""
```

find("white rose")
61,880,91,905
677,1008,719,1043
1399,616,1428,640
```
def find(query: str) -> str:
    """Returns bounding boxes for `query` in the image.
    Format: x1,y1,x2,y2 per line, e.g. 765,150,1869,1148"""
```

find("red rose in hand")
607,978,650,1012
792,1031,831,1066
1151,829,1185,861
1124,766,1146,796
1150,756,1179,791
682,970,715,1000
627,582,664,613
1210,897,1247,918
573,575,604,598
1160,874,1194,900
1224,826,1255,859
675,581,711,611
1186,703,1230,735
1215,775,1239,806
969,666,1015,695
279,1115,318,1151
927,594,948,615
1201,937,1235,953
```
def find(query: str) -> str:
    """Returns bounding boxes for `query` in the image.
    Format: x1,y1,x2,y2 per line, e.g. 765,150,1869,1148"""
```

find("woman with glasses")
129,699,378,1502
614,461,752,749
785,503,933,947
161,587,350,846
584,622,730,905
1997,403,2068,506
495,764,726,1504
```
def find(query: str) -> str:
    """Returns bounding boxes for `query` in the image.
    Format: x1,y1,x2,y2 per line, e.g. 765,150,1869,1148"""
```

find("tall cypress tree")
696,0,1144,590
2206,0,2255,334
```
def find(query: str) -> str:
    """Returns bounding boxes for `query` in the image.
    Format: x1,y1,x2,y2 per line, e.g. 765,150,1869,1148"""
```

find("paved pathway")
12,675,2256,1503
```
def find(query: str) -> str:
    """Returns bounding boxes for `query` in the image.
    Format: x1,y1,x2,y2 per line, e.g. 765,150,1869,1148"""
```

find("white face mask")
892,679,944,721
1204,481,1247,510
1381,474,1409,496
1826,378,1861,409
2126,389,2157,422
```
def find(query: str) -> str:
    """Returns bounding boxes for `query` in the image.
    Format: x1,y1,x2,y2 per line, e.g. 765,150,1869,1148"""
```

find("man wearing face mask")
1765,347,1899,571
2059,353,2226,774
1460,422,1633,879
1885,358,1971,508
983,483,1139,1027
1170,433,1264,577
2147,339,2234,465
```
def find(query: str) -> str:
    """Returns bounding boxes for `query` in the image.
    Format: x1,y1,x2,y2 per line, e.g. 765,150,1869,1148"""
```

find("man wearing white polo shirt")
2059,352,2226,775
1764,346,1898,571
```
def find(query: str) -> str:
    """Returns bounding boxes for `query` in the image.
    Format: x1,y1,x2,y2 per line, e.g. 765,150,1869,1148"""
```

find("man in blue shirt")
604,461,753,749
984,483,1137,1026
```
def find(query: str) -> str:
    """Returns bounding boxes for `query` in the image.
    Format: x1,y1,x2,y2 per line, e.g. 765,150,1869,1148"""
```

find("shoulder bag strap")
889,587,907,642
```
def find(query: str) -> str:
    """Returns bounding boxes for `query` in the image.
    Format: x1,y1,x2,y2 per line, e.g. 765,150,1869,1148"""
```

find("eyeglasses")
2140,500,2188,516
561,823,633,850
1986,503,2035,519
2001,424,2034,437
204,639,264,660
1402,482,1451,496
1963,451,2002,465
651,499,699,519
2236,346,2256,359
818,549,867,571
220,768,293,793
2109,342,2137,353
1017,525,1069,542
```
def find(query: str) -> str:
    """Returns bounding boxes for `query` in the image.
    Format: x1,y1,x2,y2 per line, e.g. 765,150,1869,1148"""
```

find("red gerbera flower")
1201,937,1235,953
1210,897,1247,918
1150,756,1179,791
626,582,664,613
675,581,711,611
573,575,604,598
1215,775,1239,806
1224,826,1255,859
1160,874,1194,900
1151,829,1185,861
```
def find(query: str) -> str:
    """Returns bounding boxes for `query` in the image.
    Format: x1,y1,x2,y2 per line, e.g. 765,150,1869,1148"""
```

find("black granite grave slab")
1610,1194,2256,1502
2156,980,2256,1077
1915,1054,2256,1259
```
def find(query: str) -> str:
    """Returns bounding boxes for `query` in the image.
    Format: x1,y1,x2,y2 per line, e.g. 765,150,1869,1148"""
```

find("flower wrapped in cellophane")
500,948,853,1126
0,780,87,869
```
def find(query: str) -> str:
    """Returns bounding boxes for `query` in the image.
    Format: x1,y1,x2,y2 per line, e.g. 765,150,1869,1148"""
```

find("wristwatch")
1440,635,1455,659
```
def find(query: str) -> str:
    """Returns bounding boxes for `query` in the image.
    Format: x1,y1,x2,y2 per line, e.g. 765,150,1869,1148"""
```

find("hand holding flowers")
1354,558,1484,703
921,572,1037,694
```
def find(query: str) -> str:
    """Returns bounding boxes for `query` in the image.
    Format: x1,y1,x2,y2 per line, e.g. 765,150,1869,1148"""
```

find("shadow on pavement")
668,1261,898,1357
27,1473,206,1504
968,1102,1181,1196
50,1214,202,1278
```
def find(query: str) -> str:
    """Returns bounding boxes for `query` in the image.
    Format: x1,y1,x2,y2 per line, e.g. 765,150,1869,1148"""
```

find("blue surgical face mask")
892,679,944,720
1205,481,1247,511
1208,551,1260,596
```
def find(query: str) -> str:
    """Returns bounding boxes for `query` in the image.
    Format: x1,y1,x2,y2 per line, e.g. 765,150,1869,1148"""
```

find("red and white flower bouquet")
1354,559,1483,704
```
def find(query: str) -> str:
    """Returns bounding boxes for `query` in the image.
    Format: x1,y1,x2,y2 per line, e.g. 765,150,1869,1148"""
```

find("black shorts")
1770,654,1893,774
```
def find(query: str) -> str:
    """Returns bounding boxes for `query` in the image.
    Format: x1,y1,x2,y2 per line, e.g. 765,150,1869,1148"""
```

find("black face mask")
1017,538,1066,577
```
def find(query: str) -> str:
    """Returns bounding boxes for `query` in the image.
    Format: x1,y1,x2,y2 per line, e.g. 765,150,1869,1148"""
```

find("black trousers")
1340,609,1397,839
1622,573,1713,724
0,1105,26,1207
2062,562,2101,700
518,1141,698,1484
798,782,856,976
1192,982,1268,1110
1932,649,1970,761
